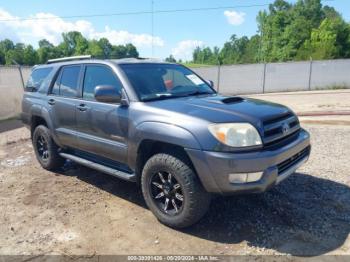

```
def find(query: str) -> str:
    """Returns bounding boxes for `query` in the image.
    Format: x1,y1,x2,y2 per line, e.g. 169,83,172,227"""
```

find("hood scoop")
221,96,245,104
196,95,245,105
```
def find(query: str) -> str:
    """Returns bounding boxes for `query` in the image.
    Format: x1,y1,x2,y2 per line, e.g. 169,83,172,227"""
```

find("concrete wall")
193,59,350,95
310,59,350,90
0,66,31,120
0,59,349,120
219,63,265,94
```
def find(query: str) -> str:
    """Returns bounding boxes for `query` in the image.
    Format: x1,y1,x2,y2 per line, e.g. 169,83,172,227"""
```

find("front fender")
127,121,202,169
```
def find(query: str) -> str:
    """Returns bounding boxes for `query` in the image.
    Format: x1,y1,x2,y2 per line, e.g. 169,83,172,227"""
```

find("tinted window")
56,66,81,97
26,67,53,91
83,65,122,100
119,63,214,101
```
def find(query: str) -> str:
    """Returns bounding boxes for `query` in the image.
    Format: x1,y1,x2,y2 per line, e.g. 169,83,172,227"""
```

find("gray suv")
21,56,311,228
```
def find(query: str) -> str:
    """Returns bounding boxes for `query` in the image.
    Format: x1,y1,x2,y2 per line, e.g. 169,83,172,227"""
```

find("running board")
59,152,136,182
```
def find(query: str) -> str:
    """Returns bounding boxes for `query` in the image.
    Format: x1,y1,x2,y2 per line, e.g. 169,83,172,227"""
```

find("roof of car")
32,57,173,70
111,58,170,64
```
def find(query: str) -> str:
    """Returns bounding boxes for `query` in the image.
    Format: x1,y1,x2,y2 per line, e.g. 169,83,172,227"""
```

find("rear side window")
52,65,81,97
82,65,122,100
26,67,53,91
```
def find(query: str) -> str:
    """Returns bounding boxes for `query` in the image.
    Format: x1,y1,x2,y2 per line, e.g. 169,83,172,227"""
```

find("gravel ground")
0,123,349,257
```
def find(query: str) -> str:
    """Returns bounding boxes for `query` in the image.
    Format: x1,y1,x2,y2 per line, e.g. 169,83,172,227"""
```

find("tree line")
0,31,139,65
1,0,349,66
167,0,350,65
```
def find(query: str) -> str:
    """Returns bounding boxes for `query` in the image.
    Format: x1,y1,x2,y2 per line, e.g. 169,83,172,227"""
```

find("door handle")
77,104,88,111
48,99,55,105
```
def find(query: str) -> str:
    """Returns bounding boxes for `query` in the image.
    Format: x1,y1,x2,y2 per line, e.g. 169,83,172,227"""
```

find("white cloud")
223,10,245,25
91,26,164,47
0,8,164,48
171,40,204,61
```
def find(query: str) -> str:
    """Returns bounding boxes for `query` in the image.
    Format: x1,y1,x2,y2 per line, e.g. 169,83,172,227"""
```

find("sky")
0,0,349,61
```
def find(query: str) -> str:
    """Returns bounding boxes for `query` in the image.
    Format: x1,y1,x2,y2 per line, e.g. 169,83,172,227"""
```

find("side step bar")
59,153,136,182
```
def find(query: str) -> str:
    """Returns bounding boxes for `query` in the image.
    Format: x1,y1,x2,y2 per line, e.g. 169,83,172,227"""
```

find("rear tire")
32,125,65,171
141,153,211,228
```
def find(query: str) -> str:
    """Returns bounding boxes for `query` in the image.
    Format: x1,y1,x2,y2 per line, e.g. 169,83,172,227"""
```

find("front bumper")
185,128,311,195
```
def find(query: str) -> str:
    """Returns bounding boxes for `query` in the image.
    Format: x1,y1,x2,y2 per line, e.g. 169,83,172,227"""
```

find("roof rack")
47,55,92,64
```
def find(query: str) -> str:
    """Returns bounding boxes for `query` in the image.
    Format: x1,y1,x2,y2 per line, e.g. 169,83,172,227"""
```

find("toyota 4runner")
21,56,311,228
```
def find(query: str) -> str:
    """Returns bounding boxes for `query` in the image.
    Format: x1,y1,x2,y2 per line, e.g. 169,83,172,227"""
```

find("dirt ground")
0,90,350,257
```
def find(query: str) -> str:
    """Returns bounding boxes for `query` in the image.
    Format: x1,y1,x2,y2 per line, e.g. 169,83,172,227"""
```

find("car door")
75,64,129,164
48,65,82,148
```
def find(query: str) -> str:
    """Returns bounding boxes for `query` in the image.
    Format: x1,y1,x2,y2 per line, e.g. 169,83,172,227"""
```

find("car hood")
145,94,292,126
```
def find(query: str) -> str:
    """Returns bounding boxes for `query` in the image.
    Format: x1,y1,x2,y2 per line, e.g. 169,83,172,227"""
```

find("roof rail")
47,55,92,64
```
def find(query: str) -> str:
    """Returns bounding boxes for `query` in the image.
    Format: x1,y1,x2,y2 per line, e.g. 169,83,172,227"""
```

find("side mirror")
94,85,121,103
206,80,214,87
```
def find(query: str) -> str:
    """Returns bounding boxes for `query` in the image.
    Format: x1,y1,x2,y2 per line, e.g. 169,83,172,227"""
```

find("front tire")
32,125,65,171
141,153,211,228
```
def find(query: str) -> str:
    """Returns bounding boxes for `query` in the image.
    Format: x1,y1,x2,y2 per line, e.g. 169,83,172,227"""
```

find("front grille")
277,146,310,175
262,111,300,146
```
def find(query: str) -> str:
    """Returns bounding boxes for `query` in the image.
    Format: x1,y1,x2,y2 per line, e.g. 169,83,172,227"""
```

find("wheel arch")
29,106,61,147
129,122,202,183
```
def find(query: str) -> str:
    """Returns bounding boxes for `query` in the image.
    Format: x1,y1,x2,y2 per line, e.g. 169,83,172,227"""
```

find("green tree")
0,39,15,64
301,17,349,59
219,35,250,64
23,45,38,65
257,0,325,61
124,43,139,58
0,31,141,65
242,35,261,63
0,39,15,54
165,55,177,63
98,38,112,58
109,43,138,59
192,46,217,65
5,43,25,65
0,50,5,65
86,40,104,57
60,31,88,56
110,45,126,58
322,5,341,20
37,39,59,64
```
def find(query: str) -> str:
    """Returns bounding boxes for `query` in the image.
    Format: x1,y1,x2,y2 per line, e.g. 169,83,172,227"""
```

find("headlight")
208,123,262,147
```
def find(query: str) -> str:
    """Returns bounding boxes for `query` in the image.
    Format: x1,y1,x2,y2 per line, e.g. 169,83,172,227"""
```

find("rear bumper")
186,129,311,195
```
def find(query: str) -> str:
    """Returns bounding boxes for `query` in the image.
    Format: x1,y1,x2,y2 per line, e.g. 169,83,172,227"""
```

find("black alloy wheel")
150,171,184,215
141,153,211,228
36,135,49,161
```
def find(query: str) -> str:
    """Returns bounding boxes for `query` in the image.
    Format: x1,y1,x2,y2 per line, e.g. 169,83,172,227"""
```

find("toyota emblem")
282,123,290,134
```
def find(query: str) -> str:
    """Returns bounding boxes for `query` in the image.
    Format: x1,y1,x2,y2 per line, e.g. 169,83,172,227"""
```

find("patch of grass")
181,63,214,68
0,115,20,123
315,84,349,90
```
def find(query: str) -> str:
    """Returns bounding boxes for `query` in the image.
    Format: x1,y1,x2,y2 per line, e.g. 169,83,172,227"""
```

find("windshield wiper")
142,90,214,102
142,93,176,102
178,90,214,97
26,86,38,92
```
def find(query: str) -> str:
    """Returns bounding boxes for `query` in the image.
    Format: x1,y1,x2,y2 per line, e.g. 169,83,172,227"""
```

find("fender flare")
29,105,63,147
127,121,201,169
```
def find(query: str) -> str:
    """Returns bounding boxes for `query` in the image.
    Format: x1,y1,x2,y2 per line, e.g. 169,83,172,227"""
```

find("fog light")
228,172,263,184
246,172,263,182
228,173,247,184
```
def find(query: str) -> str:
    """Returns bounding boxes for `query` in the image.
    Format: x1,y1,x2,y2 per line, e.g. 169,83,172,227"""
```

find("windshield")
119,63,215,101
